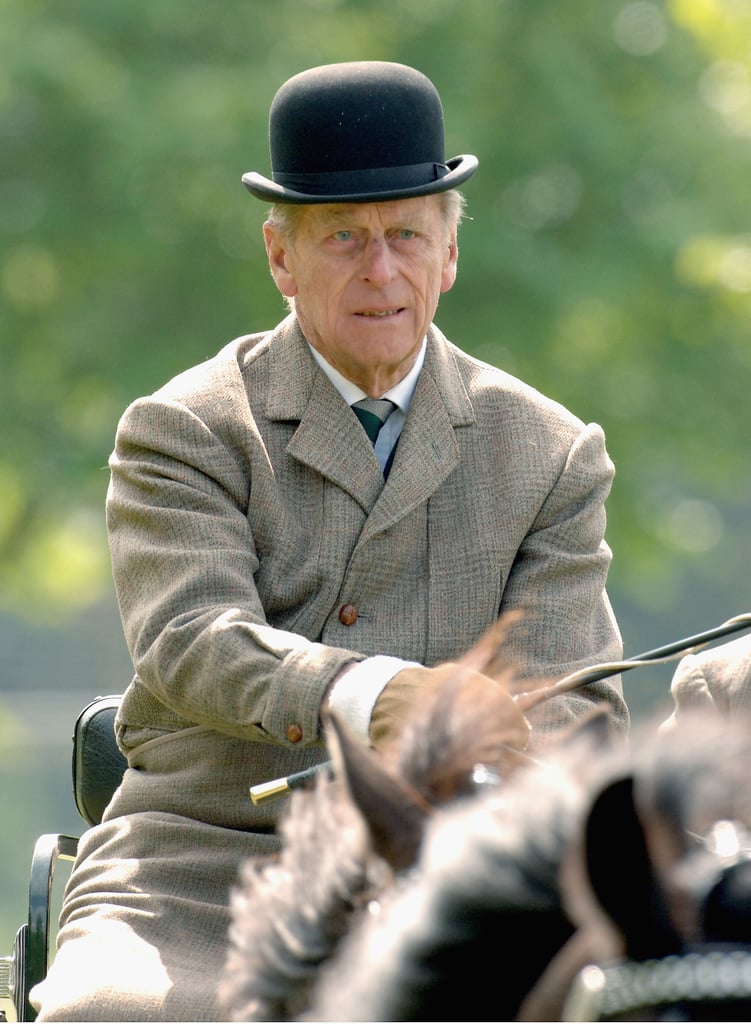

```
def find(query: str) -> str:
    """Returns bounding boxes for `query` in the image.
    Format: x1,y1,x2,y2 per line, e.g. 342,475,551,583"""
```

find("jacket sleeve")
664,635,751,728
107,392,364,749
664,654,718,729
497,422,629,740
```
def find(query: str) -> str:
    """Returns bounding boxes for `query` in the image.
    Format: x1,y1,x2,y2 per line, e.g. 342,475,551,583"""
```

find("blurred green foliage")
1,0,750,623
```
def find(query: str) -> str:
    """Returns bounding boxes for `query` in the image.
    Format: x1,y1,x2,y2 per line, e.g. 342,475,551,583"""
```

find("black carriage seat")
0,695,126,1023
72,695,127,828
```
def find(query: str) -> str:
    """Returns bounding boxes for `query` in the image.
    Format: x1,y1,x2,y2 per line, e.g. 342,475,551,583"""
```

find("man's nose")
360,237,396,285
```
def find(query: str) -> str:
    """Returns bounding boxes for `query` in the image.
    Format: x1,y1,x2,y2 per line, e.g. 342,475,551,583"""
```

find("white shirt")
306,340,426,741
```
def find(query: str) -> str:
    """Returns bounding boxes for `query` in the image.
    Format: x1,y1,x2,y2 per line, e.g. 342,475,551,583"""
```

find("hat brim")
241,154,478,204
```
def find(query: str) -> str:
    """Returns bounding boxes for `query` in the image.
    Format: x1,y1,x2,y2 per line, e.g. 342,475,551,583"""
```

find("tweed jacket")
103,314,626,823
662,634,751,726
34,315,628,1022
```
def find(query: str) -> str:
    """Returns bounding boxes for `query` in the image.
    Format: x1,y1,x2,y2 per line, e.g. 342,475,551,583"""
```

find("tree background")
1,0,750,979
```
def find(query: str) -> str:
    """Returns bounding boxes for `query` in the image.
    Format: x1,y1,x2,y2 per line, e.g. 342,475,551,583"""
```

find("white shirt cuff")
327,655,421,743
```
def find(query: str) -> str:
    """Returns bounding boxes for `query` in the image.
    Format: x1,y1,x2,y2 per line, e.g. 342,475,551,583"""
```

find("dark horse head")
219,659,751,1021
218,643,616,1022
303,709,751,1023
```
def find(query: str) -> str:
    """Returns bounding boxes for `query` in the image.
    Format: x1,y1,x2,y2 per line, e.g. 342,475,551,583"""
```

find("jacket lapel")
358,326,476,540
264,319,476,527
266,318,385,511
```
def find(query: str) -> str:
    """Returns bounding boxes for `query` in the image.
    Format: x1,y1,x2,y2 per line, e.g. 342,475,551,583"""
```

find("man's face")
264,195,458,396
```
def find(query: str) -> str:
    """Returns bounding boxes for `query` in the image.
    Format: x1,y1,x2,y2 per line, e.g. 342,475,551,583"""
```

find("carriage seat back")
72,694,127,826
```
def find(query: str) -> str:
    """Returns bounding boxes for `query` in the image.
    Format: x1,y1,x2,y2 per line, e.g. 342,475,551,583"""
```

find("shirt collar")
307,337,427,414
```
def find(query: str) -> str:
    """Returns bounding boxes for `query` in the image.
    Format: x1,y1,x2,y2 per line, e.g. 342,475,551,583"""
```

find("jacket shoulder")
153,332,272,404
434,328,591,435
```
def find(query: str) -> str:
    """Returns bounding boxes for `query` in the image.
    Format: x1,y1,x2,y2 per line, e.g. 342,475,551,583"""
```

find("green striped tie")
352,398,396,443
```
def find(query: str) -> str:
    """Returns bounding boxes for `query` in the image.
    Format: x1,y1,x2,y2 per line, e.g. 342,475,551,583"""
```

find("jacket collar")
264,315,475,524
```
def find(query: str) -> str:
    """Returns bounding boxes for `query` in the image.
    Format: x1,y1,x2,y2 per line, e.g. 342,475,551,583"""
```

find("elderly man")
34,61,627,1021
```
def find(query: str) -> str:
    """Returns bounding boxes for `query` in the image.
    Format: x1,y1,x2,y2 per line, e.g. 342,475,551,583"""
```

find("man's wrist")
326,655,421,743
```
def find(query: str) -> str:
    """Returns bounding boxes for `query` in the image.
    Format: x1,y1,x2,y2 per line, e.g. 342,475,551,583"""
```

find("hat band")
272,161,450,196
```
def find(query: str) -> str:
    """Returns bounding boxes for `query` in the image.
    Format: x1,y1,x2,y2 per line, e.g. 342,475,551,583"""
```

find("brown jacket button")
286,724,303,743
339,603,358,626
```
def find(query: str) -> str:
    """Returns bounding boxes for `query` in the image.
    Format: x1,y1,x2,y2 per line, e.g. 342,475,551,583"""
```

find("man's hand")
369,662,530,751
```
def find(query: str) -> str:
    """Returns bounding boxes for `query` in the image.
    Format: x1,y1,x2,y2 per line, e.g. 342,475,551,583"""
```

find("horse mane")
219,775,383,1021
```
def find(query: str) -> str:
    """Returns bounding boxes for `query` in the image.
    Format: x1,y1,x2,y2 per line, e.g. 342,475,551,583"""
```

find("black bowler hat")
242,61,478,204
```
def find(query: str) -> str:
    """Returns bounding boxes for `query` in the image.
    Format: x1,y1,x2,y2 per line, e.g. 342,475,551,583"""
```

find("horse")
300,706,609,1022
217,622,612,1022
312,711,751,1022
218,635,751,1021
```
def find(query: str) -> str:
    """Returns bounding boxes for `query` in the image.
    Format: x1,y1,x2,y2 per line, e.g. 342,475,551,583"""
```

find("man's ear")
440,236,458,294
263,221,298,298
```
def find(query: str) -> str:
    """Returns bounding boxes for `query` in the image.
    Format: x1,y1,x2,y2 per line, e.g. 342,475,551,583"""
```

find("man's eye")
333,230,352,241
398,229,416,240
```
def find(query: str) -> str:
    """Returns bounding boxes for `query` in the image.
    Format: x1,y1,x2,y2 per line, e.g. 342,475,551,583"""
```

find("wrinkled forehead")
300,194,444,233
